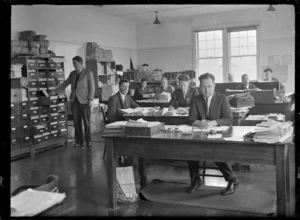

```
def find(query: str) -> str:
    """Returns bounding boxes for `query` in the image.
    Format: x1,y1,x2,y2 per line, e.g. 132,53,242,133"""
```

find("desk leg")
275,145,288,216
106,138,117,209
138,158,147,189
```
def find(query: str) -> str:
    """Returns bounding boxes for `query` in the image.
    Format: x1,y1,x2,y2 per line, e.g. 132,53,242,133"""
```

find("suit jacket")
154,85,175,99
264,77,285,90
133,86,150,101
235,83,257,90
55,68,95,104
107,92,139,123
188,92,233,126
169,87,199,108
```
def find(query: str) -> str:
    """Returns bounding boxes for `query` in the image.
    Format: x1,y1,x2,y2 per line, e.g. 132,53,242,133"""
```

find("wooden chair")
100,105,108,160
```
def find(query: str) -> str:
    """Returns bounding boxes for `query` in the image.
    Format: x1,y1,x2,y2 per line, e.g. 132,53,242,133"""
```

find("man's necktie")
205,98,209,119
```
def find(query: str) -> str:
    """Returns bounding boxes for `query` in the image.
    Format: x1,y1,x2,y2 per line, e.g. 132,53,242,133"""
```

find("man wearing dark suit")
263,68,285,90
133,78,151,101
235,74,259,90
186,72,239,196
169,74,199,110
50,56,95,148
107,79,139,123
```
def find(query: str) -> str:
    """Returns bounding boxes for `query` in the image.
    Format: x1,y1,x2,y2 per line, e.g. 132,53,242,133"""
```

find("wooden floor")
10,133,297,217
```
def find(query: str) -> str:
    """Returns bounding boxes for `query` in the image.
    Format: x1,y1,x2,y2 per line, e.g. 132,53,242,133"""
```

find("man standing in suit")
107,79,139,123
235,74,259,90
50,56,95,148
186,73,239,196
169,74,199,110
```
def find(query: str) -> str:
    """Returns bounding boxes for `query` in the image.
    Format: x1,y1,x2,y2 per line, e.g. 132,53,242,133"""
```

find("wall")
11,5,138,98
136,5,295,92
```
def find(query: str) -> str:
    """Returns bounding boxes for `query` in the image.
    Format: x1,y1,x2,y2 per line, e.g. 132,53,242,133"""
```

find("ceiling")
84,4,266,23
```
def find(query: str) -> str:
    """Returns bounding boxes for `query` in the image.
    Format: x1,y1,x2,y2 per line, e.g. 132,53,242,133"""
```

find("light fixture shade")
153,11,161,24
266,5,276,12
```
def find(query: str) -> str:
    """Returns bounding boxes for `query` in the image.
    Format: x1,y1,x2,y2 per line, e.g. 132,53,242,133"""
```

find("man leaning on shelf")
49,56,95,149
186,72,239,196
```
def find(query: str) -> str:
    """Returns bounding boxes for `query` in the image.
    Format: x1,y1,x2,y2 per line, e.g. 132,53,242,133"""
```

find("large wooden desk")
104,126,292,216
249,102,293,120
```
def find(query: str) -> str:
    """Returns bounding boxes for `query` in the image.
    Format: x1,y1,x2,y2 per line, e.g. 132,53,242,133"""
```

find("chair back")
100,105,108,125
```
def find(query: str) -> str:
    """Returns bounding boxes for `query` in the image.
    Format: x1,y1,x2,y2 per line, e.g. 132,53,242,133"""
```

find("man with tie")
235,74,259,90
50,56,95,148
186,72,239,196
107,79,139,123
169,74,199,110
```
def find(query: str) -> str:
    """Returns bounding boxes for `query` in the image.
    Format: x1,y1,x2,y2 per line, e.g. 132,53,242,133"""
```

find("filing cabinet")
37,62,47,69
47,71,56,78
19,113,31,124
58,112,66,121
50,121,58,131
29,97,39,107
56,78,64,86
58,120,67,129
59,128,68,137
58,103,66,112
39,79,47,88
48,62,56,69
40,114,49,123
42,132,50,142
33,135,43,144
28,80,38,88
30,116,40,125
50,113,59,122
11,103,19,114
19,101,30,113
47,78,56,87
56,71,64,78
28,89,38,97
11,114,20,127
30,106,39,116
32,125,46,135
50,130,58,139
50,105,58,113
28,71,38,79
40,106,49,115
20,136,32,148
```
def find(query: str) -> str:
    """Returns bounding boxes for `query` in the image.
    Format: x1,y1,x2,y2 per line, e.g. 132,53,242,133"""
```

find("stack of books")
101,84,119,101
104,121,127,136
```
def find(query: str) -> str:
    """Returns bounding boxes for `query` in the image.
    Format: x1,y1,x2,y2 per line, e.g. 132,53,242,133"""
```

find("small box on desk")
229,98,255,108
125,122,164,137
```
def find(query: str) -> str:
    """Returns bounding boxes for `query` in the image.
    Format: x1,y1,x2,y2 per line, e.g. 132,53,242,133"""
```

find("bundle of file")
11,64,23,78
158,92,171,102
102,49,113,62
251,120,293,143
104,121,127,136
101,84,119,101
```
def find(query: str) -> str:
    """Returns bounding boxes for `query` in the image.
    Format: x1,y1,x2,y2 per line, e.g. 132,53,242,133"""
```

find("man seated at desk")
133,78,151,101
264,68,285,90
235,74,259,91
169,74,199,109
154,77,175,100
187,72,239,196
107,79,139,123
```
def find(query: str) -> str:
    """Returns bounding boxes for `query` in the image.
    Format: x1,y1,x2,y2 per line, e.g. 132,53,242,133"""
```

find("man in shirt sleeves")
186,72,239,196
107,79,139,123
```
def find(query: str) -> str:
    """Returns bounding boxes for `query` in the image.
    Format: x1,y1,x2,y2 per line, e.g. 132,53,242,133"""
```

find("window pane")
239,31,247,37
231,47,239,56
248,46,257,55
215,40,222,48
199,50,206,58
215,49,223,57
230,56,257,80
248,30,256,37
207,49,214,57
198,32,206,41
231,32,238,38
198,41,207,49
230,38,239,47
240,38,248,47
207,40,214,49
214,30,222,39
198,58,223,82
207,31,214,39
240,46,248,55
248,37,256,46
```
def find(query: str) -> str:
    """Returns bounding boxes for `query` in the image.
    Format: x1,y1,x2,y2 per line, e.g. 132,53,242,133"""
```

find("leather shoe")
220,178,239,196
86,142,92,147
186,178,202,193
74,143,83,148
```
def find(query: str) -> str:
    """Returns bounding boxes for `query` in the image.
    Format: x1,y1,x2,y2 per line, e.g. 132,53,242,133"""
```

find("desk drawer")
56,63,63,69
11,103,19,114
28,71,38,79
50,113,59,122
11,125,30,138
19,101,30,113
50,98,58,105
28,90,38,97
47,79,56,87
50,105,58,113
28,80,38,88
38,71,47,79
40,106,49,115
20,136,32,148
56,78,64,86
11,115,20,126
32,125,46,135
58,96,67,103
42,132,50,142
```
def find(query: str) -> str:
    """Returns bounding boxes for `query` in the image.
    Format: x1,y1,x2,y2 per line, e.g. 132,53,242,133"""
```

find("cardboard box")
229,98,255,108
125,122,165,137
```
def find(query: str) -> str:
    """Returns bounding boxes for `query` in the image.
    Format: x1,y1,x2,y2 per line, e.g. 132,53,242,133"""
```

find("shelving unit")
11,57,68,159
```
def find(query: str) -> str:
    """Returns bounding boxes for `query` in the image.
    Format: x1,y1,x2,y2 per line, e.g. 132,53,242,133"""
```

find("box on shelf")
11,89,22,103
125,122,165,137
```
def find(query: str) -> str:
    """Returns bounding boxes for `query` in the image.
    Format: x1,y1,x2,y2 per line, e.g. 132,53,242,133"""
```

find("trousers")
187,161,234,182
71,96,91,144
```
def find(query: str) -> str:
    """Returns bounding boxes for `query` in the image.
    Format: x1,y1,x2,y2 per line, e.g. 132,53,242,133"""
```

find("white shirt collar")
119,92,126,102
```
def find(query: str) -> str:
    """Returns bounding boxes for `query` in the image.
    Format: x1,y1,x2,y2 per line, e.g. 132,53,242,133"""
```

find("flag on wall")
130,57,135,70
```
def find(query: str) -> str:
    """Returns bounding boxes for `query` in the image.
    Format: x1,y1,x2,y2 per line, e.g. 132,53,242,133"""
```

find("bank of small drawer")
11,103,19,114
27,61,37,70
47,79,56,87
30,116,40,125
19,113,31,125
11,114,20,126
11,125,30,138
11,138,21,149
47,87,56,94
58,112,66,121
19,101,30,113
38,71,47,79
58,128,67,137
44,122,50,132
56,78,64,86
56,62,63,69
40,106,49,115
50,113,59,122
28,80,38,88
58,95,67,103
50,130,58,139
50,105,58,113
28,89,38,97
57,103,66,112
39,79,47,88
42,132,51,142
33,135,43,145
37,62,47,69
47,71,56,78
50,97,59,105
20,136,32,148
28,71,38,79
50,122,58,131
30,106,39,116
56,72,64,78
31,125,46,135
29,97,39,107
58,120,67,129
40,114,49,123
48,62,56,69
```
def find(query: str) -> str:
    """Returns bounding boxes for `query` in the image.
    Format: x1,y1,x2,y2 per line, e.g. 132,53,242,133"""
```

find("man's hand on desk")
193,120,218,129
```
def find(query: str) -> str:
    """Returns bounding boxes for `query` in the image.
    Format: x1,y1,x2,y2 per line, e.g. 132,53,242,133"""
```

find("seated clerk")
169,74,199,110
228,73,234,82
154,77,175,100
235,74,259,91
186,72,238,196
263,68,285,90
133,78,150,101
107,79,139,123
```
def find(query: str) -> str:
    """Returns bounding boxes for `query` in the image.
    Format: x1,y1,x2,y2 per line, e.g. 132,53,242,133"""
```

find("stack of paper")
11,189,66,216
158,92,171,102
11,64,22,78
101,84,119,101
104,121,127,136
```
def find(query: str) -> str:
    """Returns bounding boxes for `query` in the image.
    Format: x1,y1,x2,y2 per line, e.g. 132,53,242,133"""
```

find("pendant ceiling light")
266,5,276,12
153,11,161,24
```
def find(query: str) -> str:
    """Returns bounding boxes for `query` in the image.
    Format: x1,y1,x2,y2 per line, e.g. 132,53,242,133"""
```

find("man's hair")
264,68,273,73
241,74,248,79
141,78,147,83
198,73,215,83
178,74,190,82
142,64,149,67
119,79,129,86
161,77,168,82
72,56,83,65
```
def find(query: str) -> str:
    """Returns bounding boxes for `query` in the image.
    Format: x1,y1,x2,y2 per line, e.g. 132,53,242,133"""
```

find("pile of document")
101,84,119,101
253,120,293,143
158,92,171,102
104,121,127,136
11,64,22,78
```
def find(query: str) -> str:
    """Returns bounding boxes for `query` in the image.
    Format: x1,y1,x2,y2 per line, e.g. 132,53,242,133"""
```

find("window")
195,26,258,82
